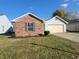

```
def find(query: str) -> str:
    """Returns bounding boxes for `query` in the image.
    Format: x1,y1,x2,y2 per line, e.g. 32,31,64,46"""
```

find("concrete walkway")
54,32,79,42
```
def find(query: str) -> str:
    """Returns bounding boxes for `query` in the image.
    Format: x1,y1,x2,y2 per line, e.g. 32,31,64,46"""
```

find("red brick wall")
12,15,44,37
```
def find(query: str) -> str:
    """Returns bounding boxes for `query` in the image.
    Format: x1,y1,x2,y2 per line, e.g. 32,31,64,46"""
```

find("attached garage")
45,16,68,34
48,24,64,33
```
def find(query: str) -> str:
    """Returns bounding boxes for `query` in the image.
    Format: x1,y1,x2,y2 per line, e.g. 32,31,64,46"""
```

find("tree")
53,8,68,20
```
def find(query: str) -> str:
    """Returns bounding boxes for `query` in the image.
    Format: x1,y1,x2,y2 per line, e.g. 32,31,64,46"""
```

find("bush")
44,31,50,36
11,32,15,37
39,34,44,36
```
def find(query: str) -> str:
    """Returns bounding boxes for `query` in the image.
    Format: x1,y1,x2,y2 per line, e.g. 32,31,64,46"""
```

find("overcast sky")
0,0,79,20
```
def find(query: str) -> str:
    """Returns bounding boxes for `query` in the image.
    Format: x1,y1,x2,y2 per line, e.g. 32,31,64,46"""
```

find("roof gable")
55,16,68,24
46,16,68,24
11,12,44,23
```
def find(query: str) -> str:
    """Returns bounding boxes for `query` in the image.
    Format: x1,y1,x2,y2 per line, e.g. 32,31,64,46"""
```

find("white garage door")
48,24,64,34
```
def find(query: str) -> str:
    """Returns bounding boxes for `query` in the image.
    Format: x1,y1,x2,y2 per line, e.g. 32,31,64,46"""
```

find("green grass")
0,35,8,40
0,35,79,59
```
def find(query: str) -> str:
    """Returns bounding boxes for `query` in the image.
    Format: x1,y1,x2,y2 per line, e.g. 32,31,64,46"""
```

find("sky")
0,0,79,20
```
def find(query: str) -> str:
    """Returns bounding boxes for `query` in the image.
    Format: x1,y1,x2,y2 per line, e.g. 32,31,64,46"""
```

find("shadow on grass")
7,34,48,39
29,43,79,57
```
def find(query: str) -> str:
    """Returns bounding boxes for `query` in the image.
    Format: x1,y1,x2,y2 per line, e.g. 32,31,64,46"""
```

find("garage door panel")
48,24,64,34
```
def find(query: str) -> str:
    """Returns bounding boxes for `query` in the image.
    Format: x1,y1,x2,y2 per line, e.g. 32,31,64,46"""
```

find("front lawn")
0,35,9,40
0,35,79,59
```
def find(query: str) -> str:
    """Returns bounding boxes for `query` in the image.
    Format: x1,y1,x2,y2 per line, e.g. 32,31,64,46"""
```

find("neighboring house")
45,16,68,34
67,20,79,31
11,13,44,37
0,14,12,34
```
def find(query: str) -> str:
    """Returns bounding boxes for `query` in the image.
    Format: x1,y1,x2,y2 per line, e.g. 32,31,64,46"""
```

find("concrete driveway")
54,32,79,42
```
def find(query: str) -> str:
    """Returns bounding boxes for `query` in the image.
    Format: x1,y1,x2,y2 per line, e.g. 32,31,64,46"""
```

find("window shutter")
33,23,35,31
25,23,28,31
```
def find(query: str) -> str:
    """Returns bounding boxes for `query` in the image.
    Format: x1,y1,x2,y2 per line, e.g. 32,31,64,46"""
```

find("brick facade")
12,14,44,37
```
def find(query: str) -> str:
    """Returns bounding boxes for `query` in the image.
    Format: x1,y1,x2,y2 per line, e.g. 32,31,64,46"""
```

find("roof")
68,19,79,24
55,16,68,24
46,16,68,24
11,12,44,23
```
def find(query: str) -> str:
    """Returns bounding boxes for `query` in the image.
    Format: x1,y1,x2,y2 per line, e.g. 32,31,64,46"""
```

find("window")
25,23,35,31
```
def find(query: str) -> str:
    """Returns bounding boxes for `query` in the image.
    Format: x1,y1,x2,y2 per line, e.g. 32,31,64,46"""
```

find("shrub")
11,32,15,37
39,34,44,36
44,31,50,36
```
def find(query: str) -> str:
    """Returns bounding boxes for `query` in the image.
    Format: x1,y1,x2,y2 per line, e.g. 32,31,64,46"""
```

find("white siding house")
67,20,79,31
45,16,68,34
0,14,12,34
